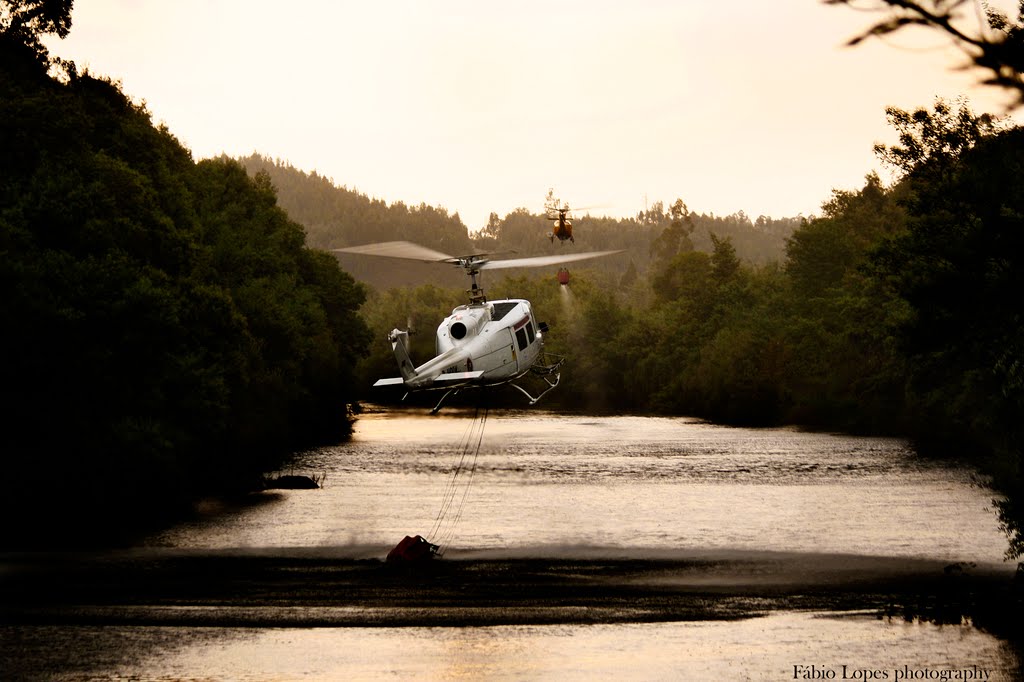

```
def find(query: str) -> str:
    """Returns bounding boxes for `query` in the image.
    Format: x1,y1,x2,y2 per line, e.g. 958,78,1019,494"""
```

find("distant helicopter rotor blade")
333,241,456,263
479,250,622,270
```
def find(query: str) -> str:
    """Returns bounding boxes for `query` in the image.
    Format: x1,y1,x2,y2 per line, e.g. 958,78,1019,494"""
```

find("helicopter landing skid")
425,354,565,412
431,388,460,414
508,372,560,405
509,352,565,405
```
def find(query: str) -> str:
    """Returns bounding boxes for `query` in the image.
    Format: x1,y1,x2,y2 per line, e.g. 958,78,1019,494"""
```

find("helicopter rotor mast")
458,255,487,303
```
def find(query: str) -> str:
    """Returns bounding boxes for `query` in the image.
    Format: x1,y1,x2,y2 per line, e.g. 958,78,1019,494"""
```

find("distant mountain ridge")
238,153,801,289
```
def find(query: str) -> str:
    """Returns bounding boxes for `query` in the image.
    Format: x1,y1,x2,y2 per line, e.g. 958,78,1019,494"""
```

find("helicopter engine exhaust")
447,309,487,342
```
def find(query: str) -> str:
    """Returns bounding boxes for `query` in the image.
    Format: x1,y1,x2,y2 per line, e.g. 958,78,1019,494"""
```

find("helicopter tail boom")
378,328,482,390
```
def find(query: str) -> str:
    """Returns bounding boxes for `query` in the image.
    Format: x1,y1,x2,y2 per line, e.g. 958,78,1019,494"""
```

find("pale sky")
46,0,1021,230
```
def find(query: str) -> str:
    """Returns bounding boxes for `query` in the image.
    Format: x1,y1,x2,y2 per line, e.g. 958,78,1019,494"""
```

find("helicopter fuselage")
375,298,544,392
334,239,619,409
548,212,574,243
437,299,542,381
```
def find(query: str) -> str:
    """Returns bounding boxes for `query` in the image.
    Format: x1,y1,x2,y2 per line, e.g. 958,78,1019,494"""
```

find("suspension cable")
428,398,489,554
428,404,479,539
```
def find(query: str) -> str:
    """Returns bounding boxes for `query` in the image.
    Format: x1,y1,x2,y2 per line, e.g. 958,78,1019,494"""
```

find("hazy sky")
46,0,1021,230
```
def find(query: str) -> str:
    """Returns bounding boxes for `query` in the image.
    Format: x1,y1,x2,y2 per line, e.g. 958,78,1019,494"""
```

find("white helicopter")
334,241,620,412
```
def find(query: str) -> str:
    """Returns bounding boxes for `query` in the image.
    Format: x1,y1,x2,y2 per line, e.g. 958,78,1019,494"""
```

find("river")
1,407,1018,680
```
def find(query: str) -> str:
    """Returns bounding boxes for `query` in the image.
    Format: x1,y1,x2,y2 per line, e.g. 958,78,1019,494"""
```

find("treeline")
0,31,370,545
237,154,475,256
238,154,801,290
343,101,1024,559
237,155,477,290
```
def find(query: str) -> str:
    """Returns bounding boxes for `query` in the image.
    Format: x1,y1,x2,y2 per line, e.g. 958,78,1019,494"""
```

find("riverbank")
2,547,1019,630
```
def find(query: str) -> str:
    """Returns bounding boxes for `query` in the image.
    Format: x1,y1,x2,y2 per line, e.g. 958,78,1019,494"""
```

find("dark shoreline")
2,547,1019,632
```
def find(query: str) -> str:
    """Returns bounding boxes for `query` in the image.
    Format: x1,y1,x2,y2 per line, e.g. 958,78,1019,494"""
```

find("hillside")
238,154,801,291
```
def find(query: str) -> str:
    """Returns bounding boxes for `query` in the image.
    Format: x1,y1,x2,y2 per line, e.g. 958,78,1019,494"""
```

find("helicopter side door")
473,300,540,381
475,327,518,380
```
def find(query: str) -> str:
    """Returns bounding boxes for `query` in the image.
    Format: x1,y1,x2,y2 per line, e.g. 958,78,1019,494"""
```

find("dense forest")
4,1,1023,562
1,11,370,545
238,153,802,289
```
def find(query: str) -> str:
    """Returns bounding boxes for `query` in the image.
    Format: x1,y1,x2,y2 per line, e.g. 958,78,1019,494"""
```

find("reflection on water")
146,408,1008,563
6,613,1019,681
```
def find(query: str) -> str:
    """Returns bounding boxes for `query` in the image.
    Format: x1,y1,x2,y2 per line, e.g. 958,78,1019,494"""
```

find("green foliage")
874,99,1003,176
649,199,696,270
1,45,369,546
786,174,905,293
865,114,1024,558
248,159,804,292
236,155,473,250
651,250,713,308
872,125,1024,442
354,283,465,390
558,287,639,411
709,232,740,284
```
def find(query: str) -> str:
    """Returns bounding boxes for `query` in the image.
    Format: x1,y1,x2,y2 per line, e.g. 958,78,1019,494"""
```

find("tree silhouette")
0,0,74,66
828,0,1024,108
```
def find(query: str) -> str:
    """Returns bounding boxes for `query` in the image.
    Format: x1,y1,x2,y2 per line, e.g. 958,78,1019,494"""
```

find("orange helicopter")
544,189,603,244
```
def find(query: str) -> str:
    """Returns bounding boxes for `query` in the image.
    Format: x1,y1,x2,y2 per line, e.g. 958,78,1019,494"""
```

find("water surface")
147,408,1007,563
4,408,1017,680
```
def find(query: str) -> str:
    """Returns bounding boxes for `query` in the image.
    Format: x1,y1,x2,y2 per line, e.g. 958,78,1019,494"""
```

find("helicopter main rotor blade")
479,250,622,270
333,241,456,263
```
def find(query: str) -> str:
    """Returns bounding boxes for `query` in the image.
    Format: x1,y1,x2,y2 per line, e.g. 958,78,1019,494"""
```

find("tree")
480,211,502,241
1,42,372,545
1,0,75,66
869,118,1024,557
873,98,1003,176
785,173,903,297
0,0,73,37
649,199,695,271
710,232,740,284
828,0,1024,107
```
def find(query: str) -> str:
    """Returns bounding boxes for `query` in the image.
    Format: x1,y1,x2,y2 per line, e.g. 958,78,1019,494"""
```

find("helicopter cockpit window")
515,327,528,351
491,302,518,321
526,321,535,344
